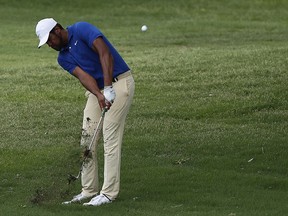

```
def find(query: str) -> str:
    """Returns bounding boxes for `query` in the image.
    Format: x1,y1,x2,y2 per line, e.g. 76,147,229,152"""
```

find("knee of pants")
103,121,123,153
81,117,98,147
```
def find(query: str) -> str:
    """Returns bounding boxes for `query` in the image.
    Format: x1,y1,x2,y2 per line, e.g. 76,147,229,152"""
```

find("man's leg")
81,91,102,197
101,74,135,200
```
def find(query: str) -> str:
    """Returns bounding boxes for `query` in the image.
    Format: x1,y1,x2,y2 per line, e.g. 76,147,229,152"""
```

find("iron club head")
67,174,78,184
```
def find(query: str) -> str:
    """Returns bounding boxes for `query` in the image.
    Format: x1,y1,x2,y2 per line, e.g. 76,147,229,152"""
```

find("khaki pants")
80,72,134,200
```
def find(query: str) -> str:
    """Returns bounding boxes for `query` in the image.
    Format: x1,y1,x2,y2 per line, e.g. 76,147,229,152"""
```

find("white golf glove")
103,85,116,104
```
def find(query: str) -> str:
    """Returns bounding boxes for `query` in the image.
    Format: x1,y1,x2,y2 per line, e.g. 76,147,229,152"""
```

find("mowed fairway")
0,0,288,215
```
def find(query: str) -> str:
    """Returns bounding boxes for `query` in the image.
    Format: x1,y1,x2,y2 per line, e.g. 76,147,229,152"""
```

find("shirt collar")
60,26,73,52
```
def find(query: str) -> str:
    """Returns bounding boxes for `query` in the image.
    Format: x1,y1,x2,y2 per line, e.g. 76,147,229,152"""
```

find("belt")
112,71,132,82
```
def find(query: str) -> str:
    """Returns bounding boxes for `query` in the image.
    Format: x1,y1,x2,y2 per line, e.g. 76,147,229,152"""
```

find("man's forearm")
72,66,102,97
100,52,114,87
92,37,114,87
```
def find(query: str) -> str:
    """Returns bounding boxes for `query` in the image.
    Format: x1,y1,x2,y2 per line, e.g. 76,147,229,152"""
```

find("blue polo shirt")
57,22,130,89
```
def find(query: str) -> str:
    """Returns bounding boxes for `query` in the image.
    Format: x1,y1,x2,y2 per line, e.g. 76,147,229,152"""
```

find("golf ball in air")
141,25,148,32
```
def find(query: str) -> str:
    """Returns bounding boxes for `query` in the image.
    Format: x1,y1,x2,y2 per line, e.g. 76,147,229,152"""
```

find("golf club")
67,107,108,184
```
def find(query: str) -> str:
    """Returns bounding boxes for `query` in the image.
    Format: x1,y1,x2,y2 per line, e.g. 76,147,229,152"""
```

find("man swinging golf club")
35,18,135,206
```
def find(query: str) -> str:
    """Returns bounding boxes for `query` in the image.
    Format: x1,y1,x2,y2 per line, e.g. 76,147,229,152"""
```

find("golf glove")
104,85,116,104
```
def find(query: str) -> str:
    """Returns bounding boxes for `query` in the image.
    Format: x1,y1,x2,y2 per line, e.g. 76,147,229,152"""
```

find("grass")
0,0,288,215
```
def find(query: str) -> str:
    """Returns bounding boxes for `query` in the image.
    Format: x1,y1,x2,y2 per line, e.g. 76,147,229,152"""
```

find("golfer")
35,18,134,206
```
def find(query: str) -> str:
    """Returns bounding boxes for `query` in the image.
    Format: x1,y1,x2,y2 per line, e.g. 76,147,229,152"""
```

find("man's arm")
92,37,114,87
72,66,107,109
92,37,116,104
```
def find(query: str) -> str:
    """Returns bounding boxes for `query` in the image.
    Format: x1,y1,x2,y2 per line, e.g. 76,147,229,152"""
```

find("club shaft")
69,108,107,183
87,109,106,150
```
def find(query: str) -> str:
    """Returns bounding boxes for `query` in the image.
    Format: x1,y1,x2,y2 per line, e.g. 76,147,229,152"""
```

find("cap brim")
38,33,49,48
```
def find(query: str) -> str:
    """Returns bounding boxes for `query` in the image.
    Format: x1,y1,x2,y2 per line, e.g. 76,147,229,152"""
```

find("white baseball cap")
36,18,57,48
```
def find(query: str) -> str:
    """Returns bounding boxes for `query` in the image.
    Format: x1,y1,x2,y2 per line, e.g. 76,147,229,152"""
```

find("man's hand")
104,85,116,105
72,66,111,110
95,92,108,110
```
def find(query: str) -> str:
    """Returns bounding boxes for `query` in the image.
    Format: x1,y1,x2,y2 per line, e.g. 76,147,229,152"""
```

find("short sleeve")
58,54,77,74
74,22,103,48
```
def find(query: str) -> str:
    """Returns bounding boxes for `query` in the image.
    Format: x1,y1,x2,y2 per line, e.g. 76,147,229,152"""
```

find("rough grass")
0,0,288,215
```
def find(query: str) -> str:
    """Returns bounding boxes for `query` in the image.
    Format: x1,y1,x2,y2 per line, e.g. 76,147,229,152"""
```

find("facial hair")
52,34,66,51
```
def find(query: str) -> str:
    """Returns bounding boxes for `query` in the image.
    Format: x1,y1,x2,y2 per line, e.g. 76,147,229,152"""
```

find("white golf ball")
141,25,148,32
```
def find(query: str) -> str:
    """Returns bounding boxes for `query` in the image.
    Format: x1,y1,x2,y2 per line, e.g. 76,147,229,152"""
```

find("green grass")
1,0,288,215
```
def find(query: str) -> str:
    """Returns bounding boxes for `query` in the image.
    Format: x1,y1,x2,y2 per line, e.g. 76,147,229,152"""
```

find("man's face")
46,30,65,51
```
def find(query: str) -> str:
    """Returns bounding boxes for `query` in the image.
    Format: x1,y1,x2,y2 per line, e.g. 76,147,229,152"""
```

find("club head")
67,174,78,184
